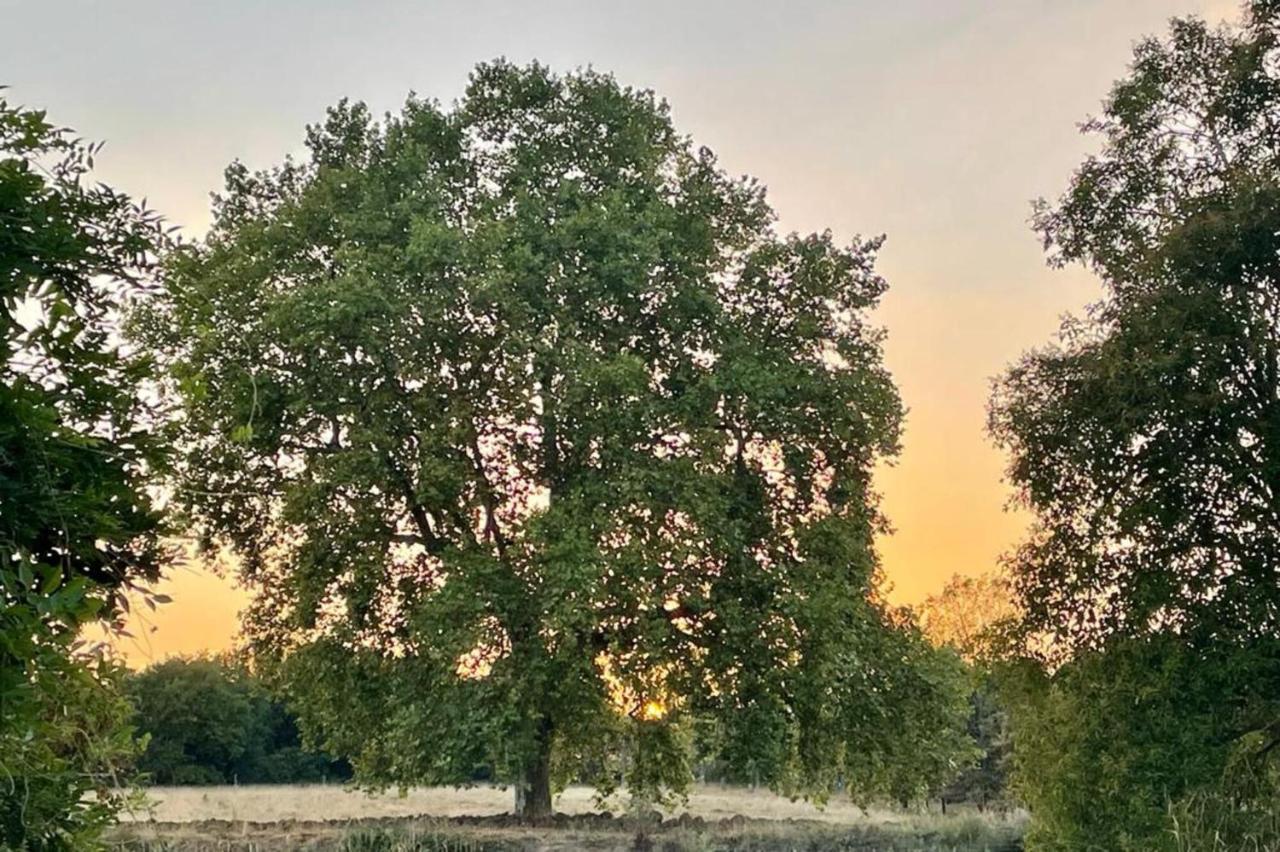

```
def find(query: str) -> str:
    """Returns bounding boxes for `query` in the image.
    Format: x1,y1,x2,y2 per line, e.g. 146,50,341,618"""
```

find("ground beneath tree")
107,785,1024,851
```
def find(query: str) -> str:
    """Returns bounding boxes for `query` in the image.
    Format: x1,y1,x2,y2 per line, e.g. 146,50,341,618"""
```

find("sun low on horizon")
26,0,1238,668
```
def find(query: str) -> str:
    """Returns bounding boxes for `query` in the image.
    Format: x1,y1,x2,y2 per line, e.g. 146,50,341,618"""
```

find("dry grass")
110,785,1026,851
119,783,918,825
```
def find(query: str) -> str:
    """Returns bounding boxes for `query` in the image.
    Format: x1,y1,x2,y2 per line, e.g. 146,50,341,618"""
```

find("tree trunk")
514,721,554,821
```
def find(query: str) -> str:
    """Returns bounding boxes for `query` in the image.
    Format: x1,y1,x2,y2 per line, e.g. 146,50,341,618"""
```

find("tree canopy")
141,61,971,816
917,573,1016,664
916,575,1015,811
1,92,167,847
991,1,1280,651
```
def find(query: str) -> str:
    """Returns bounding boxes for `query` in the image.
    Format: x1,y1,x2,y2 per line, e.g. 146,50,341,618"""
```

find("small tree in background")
140,61,974,818
917,574,1016,812
917,574,1016,664
0,92,168,846
127,656,351,785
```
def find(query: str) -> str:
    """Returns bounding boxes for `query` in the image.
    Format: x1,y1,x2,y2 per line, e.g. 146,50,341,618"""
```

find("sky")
3,0,1242,665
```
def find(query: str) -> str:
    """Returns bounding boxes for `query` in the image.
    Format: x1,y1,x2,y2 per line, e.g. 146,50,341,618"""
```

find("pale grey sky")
1,0,1243,659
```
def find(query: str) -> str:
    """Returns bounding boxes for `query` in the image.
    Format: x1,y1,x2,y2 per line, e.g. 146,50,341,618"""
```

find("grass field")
108,784,1026,851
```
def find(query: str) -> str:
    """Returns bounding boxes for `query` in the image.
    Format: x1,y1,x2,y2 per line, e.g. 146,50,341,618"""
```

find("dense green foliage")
990,3,1280,848
1,93,167,848
1001,637,1280,850
937,679,1008,813
16,4,1280,844
127,656,350,785
139,61,974,816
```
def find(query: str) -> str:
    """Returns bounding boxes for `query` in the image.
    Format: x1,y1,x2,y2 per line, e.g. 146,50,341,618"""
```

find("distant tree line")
128,652,992,802
126,657,351,786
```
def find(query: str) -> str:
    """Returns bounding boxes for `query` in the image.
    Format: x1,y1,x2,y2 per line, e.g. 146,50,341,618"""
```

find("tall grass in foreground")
1166,793,1280,852
332,822,1024,852
108,810,1026,851
111,835,490,852
338,831,490,852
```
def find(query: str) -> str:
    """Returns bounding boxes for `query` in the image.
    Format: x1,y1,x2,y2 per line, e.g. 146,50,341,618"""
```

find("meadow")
107,784,1026,851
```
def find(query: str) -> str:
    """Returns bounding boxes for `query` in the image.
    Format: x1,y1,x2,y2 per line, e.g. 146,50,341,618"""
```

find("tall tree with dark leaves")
990,4,1280,847
1,93,168,847
994,2,1280,651
141,62,972,817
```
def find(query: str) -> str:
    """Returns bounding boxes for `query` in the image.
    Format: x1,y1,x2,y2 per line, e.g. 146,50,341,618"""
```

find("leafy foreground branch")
1,93,168,847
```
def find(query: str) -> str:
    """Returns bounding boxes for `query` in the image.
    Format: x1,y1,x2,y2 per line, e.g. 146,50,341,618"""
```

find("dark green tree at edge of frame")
138,61,974,818
990,3,1280,848
1,92,168,847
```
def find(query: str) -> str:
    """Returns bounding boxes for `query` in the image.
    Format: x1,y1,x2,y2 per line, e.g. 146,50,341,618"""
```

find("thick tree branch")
466,422,510,560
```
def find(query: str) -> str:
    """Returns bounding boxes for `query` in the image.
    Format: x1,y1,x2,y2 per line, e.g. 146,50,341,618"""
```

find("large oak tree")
143,62,970,816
